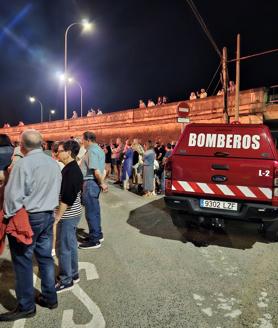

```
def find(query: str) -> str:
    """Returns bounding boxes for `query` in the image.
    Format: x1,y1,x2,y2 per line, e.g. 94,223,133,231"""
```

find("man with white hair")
0,130,61,322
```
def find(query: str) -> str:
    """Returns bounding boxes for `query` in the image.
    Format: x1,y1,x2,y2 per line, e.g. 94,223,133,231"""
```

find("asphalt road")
0,183,278,328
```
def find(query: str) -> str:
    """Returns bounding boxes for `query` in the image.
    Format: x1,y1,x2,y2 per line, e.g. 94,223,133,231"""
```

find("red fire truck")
164,123,278,240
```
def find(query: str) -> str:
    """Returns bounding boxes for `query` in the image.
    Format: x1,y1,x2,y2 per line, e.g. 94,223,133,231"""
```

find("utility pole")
235,34,240,121
222,47,229,123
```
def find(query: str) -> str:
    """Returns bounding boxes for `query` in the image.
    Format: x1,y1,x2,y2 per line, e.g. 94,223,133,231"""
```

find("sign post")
177,101,190,132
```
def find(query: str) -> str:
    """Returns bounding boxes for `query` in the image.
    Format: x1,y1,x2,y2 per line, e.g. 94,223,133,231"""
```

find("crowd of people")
189,81,236,100
102,138,175,196
86,108,103,117
70,108,104,119
0,129,174,322
139,96,168,108
0,130,108,321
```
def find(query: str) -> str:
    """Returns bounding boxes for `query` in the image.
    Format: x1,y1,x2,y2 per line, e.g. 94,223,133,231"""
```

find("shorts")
111,158,121,166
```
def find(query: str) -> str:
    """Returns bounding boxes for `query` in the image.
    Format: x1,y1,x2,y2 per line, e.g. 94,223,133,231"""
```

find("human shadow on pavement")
127,198,270,250
0,259,48,311
0,259,17,310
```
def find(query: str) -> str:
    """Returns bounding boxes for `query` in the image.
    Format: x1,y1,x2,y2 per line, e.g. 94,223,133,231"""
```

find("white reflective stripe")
178,181,195,192
237,186,256,198
259,187,272,199
179,107,189,112
197,183,214,194
172,185,176,190
216,184,235,196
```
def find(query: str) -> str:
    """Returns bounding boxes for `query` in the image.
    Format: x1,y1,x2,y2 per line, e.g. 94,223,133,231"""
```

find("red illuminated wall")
0,88,275,143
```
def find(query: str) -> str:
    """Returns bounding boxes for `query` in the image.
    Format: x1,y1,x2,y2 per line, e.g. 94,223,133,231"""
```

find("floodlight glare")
81,19,93,32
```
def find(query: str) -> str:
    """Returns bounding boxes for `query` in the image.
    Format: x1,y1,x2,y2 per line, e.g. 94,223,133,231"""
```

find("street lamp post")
64,19,92,120
49,109,56,122
29,96,43,123
69,78,83,117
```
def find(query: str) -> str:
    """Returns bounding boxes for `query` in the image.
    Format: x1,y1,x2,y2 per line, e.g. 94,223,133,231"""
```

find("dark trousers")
8,212,57,311
83,180,103,242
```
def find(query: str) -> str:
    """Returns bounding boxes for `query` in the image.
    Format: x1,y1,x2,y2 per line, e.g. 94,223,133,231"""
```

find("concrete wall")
1,87,277,143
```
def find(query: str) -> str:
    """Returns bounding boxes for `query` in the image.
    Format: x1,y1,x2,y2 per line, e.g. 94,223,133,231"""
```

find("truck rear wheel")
170,210,197,228
261,221,278,242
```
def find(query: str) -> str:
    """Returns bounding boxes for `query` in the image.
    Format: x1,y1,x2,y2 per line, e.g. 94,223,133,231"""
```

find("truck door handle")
214,151,230,157
212,164,229,170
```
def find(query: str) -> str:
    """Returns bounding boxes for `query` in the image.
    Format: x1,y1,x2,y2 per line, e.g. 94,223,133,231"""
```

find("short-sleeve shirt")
81,143,105,179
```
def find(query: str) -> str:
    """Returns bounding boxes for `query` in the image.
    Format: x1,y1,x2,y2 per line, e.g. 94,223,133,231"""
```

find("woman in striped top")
55,140,83,293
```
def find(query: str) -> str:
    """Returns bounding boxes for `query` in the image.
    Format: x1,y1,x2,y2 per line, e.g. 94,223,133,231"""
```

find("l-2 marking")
259,169,270,177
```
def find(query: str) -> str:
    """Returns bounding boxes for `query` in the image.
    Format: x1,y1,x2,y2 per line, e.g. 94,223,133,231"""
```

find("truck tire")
261,221,278,242
170,210,196,228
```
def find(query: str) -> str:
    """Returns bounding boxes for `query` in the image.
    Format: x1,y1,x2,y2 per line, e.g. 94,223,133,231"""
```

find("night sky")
0,0,277,126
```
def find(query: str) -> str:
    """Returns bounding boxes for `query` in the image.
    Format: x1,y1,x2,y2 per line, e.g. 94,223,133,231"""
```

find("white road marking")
224,309,242,318
62,284,105,328
11,263,105,328
254,314,273,328
61,262,105,328
79,262,99,280
193,294,205,301
217,303,232,311
202,307,213,317
257,302,268,308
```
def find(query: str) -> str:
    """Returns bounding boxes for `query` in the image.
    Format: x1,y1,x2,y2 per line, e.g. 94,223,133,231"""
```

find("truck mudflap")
164,195,278,222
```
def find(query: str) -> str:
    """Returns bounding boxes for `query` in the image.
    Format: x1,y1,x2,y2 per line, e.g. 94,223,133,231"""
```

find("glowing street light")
49,109,56,122
59,74,83,117
64,19,93,120
29,96,43,123
68,78,83,117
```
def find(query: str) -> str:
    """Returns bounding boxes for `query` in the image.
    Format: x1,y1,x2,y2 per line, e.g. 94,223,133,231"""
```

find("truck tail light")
164,159,172,180
274,168,278,186
273,167,278,206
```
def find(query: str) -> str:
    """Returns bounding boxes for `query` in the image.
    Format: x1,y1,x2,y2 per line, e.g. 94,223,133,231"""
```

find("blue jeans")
57,216,81,284
161,171,165,192
8,212,57,311
82,180,103,242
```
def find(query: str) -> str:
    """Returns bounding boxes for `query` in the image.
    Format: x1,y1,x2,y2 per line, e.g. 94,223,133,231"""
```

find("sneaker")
72,274,80,284
82,236,104,243
55,281,74,293
78,241,101,249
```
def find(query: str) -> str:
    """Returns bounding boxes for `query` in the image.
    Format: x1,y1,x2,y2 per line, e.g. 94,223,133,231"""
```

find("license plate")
200,199,238,211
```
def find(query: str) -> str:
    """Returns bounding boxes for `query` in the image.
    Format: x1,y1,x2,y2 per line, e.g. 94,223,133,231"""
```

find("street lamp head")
29,96,36,103
58,73,66,81
58,73,73,83
50,109,56,115
81,19,93,32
